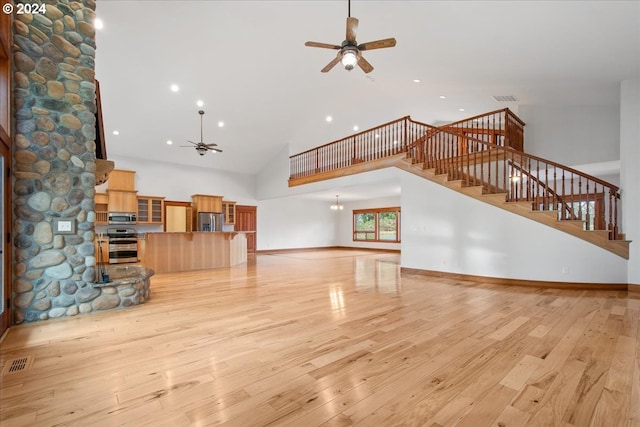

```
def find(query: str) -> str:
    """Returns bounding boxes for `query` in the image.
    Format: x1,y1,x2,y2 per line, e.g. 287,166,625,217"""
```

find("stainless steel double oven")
106,228,138,264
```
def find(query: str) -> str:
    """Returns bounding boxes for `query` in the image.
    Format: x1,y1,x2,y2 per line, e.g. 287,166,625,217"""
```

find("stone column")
12,0,100,323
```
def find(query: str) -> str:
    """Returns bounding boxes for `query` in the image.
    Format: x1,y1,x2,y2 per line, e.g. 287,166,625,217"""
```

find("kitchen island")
139,231,247,273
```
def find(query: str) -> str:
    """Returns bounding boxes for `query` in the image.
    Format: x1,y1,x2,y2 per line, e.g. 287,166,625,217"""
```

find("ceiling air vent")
492,95,519,102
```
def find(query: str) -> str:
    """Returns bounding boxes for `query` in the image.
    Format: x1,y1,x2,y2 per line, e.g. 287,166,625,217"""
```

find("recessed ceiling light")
439,95,446,99
459,108,465,112
166,140,173,145
94,18,104,30
325,115,332,123
196,100,204,107
112,130,119,135
218,121,224,128
413,79,421,83
353,125,359,131
170,84,179,92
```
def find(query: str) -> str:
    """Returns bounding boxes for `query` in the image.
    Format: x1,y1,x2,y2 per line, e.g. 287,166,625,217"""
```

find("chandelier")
331,195,344,210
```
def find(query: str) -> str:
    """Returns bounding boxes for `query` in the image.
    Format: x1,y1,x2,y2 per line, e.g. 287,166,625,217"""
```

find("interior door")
235,205,257,253
0,135,10,335
0,10,11,336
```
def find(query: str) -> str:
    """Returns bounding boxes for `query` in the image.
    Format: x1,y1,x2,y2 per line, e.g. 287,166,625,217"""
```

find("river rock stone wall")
11,0,107,324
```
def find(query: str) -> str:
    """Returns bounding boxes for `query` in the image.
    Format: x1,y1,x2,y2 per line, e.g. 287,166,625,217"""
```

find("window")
353,207,400,242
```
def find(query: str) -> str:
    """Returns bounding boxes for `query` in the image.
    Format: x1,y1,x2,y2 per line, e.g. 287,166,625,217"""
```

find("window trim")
353,207,401,243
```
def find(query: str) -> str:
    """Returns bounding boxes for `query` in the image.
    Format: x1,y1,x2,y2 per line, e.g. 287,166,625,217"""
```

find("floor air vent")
2,356,33,376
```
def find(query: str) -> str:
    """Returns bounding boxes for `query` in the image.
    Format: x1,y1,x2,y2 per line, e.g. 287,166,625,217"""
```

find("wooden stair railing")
407,108,524,153
411,129,622,239
506,160,577,222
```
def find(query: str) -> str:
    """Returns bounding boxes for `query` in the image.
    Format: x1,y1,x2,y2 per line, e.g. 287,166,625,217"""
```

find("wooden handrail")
461,135,620,193
414,129,621,236
289,116,435,180
289,116,413,158
508,160,577,220
504,146,620,193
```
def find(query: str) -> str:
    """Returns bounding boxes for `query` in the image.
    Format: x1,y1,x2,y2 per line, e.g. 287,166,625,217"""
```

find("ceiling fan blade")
203,143,218,147
305,41,341,50
358,38,397,51
357,54,374,73
321,54,342,73
210,147,223,153
346,17,358,42
186,140,198,146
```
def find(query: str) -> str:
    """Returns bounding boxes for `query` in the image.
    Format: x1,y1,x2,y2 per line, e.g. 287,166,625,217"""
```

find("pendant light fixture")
331,195,344,210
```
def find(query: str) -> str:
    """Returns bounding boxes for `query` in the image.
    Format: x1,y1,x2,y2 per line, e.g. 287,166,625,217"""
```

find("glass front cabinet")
137,196,165,225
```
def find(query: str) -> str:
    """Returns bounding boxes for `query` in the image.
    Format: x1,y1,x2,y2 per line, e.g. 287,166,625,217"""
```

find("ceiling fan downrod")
199,110,205,143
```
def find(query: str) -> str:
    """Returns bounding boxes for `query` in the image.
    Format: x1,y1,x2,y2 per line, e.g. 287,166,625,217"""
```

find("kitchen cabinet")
192,194,223,213
95,192,109,224
104,168,137,213
108,169,136,191
222,201,236,225
141,232,247,273
107,190,138,213
191,194,223,231
137,196,165,225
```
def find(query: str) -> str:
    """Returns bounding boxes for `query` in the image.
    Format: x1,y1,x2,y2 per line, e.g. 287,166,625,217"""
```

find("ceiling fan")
304,0,396,73
182,110,223,156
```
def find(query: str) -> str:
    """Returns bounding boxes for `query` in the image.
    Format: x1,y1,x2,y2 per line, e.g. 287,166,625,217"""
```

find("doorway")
235,205,257,253
1,11,11,336
0,136,10,336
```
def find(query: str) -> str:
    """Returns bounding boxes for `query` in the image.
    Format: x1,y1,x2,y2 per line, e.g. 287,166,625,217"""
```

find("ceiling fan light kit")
305,0,396,74
341,48,358,70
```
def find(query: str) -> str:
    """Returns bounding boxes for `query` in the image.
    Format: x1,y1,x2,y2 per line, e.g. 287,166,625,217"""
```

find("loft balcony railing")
290,109,524,180
289,116,435,180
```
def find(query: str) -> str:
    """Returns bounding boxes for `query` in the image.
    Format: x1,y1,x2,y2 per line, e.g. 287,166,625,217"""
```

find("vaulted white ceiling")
94,1,640,177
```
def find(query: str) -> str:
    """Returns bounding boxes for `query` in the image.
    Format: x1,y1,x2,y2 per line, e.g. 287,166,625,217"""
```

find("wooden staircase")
394,157,629,259
289,109,630,259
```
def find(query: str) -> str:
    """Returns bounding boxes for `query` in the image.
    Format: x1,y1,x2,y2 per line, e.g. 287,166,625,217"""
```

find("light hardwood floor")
1,250,638,426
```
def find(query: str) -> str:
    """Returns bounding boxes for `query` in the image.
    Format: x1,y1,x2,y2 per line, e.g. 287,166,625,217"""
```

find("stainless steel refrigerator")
197,212,225,231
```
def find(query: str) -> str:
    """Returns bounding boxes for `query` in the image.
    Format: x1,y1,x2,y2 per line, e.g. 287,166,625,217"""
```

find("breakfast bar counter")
139,231,247,273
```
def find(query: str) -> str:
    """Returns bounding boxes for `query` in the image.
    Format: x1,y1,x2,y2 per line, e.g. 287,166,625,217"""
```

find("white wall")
255,145,291,200
99,154,257,204
519,105,620,165
620,79,640,288
400,170,627,284
257,196,337,250
336,196,402,250
254,148,404,251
